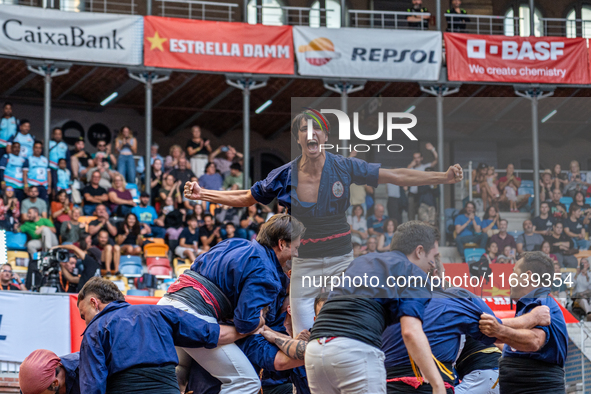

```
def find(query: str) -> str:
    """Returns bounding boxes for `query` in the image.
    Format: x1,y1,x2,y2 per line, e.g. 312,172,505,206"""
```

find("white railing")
446,14,521,35
542,18,591,38
251,5,336,27
82,0,137,14
349,10,431,30
158,0,238,21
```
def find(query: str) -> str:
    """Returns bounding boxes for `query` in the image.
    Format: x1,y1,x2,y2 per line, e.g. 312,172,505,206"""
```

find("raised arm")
184,181,257,208
378,164,462,187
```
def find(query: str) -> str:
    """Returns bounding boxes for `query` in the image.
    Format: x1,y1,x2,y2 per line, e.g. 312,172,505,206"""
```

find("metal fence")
542,18,591,38
157,0,237,21
349,10,431,30
447,13,521,35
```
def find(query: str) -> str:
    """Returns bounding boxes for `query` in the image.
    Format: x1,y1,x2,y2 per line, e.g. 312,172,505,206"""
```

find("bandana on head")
19,349,60,394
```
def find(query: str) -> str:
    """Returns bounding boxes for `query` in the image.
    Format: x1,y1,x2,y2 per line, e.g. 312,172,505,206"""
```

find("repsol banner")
293,27,442,80
0,4,143,65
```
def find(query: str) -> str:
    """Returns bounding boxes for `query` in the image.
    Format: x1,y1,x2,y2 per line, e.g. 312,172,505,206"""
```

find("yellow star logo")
147,31,167,52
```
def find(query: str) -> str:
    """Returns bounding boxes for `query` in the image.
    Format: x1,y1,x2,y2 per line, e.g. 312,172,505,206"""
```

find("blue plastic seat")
127,289,150,296
521,180,534,188
586,198,591,205
126,183,140,204
508,231,523,240
464,248,485,263
560,197,573,205
119,255,142,268
120,265,142,276
6,232,27,251
518,187,534,196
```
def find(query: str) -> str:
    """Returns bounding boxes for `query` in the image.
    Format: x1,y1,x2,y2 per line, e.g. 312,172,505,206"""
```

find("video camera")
35,248,71,291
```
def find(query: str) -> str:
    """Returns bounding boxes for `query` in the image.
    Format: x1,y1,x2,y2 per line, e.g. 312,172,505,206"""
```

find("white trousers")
191,155,209,178
157,297,261,394
455,369,500,394
305,337,386,394
289,252,354,335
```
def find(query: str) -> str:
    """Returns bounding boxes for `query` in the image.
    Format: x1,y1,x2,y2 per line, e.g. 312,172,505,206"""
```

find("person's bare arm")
400,316,446,394
185,182,257,208
56,243,86,260
60,264,80,284
564,227,577,238
217,325,250,346
378,165,462,186
479,313,547,352
260,327,307,370
502,306,550,330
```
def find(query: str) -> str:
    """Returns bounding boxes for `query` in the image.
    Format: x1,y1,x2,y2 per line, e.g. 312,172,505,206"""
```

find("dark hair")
352,204,364,217
382,218,398,233
520,251,554,280
540,201,549,208
79,232,92,250
187,214,198,222
52,127,62,134
58,158,67,164
98,228,110,237
459,201,476,215
28,186,38,193
78,277,125,304
483,205,500,221
541,240,551,251
486,239,498,254
230,162,242,171
499,218,508,226
314,292,329,316
203,213,213,221
122,213,141,236
552,188,562,195
574,190,586,202
20,119,30,125
570,205,581,216
4,101,12,108
225,222,235,229
205,162,216,172
389,220,439,255
34,141,43,147
257,213,306,249
290,110,331,150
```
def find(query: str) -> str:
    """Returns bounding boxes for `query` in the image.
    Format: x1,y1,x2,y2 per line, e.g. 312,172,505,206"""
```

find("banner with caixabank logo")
445,33,590,84
293,27,442,80
0,4,143,65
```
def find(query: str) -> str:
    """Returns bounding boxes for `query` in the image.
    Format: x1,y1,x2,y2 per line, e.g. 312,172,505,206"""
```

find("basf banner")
144,16,294,74
293,27,442,80
445,33,590,84
0,5,143,65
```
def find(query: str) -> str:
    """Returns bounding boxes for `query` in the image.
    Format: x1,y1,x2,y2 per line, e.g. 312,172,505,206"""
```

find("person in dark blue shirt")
76,277,247,394
184,109,464,335
479,251,568,394
19,350,80,394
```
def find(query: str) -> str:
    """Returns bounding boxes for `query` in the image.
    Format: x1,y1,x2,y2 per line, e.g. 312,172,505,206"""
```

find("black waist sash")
107,364,179,394
499,357,565,394
297,214,352,258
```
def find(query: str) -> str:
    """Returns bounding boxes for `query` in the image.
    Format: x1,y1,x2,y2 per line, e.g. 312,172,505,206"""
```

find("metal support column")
129,70,170,195
340,0,346,27
323,80,365,157
529,0,535,36
436,0,441,31
27,61,70,158
420,83,460,246
515,86,553,217
147,0,152,15
226,75,268,189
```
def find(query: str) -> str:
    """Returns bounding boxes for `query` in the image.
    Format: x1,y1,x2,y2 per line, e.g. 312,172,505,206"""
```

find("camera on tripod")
36,248,71,292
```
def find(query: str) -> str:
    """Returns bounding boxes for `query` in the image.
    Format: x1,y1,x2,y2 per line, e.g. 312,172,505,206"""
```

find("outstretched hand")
446,164,463,184
184,181,202,201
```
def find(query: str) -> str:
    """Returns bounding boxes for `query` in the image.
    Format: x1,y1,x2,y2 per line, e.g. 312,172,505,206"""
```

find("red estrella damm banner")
143,16,294,74
445,33,590,84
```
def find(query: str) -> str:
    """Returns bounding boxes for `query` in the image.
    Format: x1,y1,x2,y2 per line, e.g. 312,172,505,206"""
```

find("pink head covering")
19,349,61,394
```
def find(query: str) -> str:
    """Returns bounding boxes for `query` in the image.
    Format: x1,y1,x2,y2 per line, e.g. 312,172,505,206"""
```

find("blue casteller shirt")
79,300,220,394
383,287,501,369
503,287,568,367
60,352,80,394
0,116,18,148
190,238,289,334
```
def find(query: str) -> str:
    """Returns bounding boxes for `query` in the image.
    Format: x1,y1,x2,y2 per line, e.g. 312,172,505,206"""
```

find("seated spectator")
199,162,223,191
151,143,164,166
132,192,166,239
93,228,120,275
572,190,591,219
210,145,243,176
238,204,265,240
564,206,590,251
21,186,47,221
367,203,388,236
223,163,245,190
481,206,500,237
91,140,116,170
553,164,568,191
159,173,183,209
0,263,25,290
574,258,591,320
348,204,368,246
60,207,85,245
170,158,196,187
55,158,72,195
406,0,429,29
362,236,378,255
86,153,115,189
200,214,221,251
377,219,397,252
151,158,164,204
539,169,554,202
108,173,136,217
479,240,498,265
496,245,516,264
161,196,185,242
454,201,487,257
21,207,58,256
175,215,201,262
470,240,496,280
193,203,206,227
0,141,28,201
214,204,240,227
70,137,93,180
564,160,589,198
115,213,144,256
516,220,545,255
0,186,19,231
498,164,530,212
541,240,559,264
165,144,185,172
182,176,204,215
88,204,118,243
82,171,109,216
548,189,568,220
51,190,73,234
490,219,517,256
545,222,578,268
58,236,102,290
265,203,285,222
223,222,237,240
445,0,469,32
533,202,556,236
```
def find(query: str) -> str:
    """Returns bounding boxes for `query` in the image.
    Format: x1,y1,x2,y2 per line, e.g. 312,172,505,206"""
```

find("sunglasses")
1,270,12,273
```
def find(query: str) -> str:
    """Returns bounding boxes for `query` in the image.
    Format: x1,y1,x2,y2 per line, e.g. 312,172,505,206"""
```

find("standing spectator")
150,143,164,166
56,158,72,195
545,222,577,268
132,192,166,239
21,186,48,221
51,190,73,234
0,141,28,201
367,203,389,236
472,163,488,207
406,0,429,29
165,144,184,172
71,137,93,180
454,201,487,257
574,258,591,320
386,182,405,225
198,162,223,191
553,164,568,191
48,128,70,185
0,263,25,291
0,102,18,158
406,143,438,220
200,213,222,251
481,206,501,237
377,219,397,252
27,141,51,202
21,207,58,255
108,174,136,217
223,163,245,190
485,166,501,208
563,206,590,250
93,229,120,275
533,202,556,236
539,169,554,202
175,214,202,262
516,220,545,255
186,125,212,177
159,173,183,209
150,158,164,203
170,158,196,187
82,171,109,216
114,126,137,184
498,164,530,212
548,189,568,220
210,145,243,177
445,0,469,32
92,140,117,170
60,207,85,244
0,186,20,231
115,213,143,256
541,240,559,264
348,204,368,245
58,237,102,290
87,204,118,244
490,219,517,256
238,204,265,240
7,119,34,158
417,170,438,226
